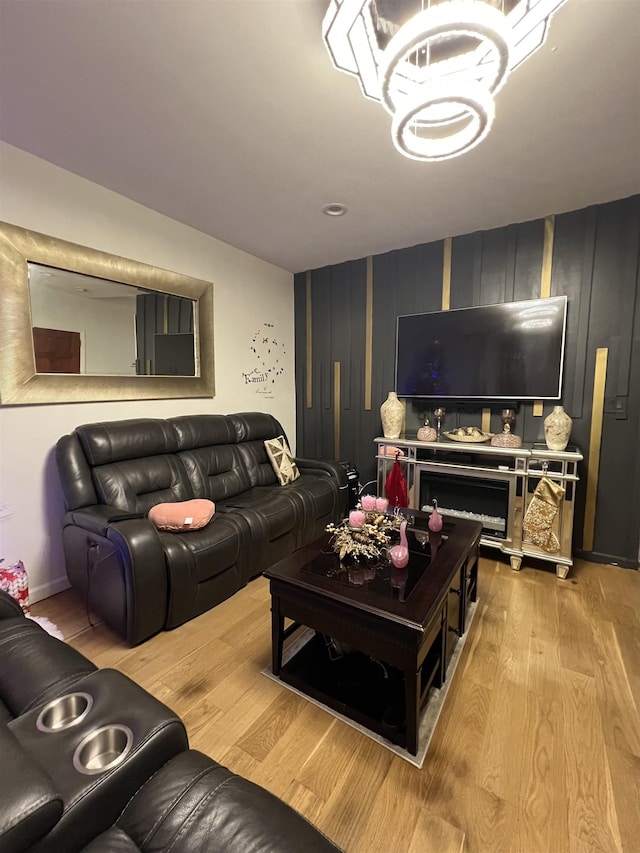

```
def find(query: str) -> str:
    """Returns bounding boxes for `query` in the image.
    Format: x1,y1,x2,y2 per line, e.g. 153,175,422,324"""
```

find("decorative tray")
443,428,492,443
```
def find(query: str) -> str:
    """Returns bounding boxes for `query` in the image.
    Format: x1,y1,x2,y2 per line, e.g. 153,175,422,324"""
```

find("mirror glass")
28,263,197,376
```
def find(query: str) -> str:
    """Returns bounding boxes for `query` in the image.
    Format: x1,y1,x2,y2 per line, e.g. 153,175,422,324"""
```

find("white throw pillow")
264,436,300,485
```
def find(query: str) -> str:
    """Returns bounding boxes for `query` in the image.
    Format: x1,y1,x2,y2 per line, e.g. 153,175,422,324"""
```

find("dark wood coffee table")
264,512,481,755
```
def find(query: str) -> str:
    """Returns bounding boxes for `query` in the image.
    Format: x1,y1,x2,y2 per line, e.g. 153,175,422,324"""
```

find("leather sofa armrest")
294,457,348,488
0,725,62,853
61,513,168,645
0,590,25,621
64,505,145,537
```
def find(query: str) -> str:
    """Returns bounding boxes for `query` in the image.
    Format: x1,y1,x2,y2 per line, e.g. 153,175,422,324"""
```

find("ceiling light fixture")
322,202,348,216
322,0,567,162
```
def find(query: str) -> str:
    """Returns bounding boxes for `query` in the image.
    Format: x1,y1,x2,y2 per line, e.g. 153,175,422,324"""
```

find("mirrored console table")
375,436,583,578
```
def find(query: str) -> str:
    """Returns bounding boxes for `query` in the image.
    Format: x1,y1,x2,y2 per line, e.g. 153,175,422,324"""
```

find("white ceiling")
1,0,639,274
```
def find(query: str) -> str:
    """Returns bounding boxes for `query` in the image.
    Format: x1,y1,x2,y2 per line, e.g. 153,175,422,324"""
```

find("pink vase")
390,520,409,569
428,499,443,533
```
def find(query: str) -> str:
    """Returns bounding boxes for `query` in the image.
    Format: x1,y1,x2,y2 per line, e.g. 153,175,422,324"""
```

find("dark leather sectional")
0,590,341,852
56,412,348,645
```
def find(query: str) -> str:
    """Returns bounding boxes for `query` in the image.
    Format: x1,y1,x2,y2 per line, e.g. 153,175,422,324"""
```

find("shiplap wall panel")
295,195,640,567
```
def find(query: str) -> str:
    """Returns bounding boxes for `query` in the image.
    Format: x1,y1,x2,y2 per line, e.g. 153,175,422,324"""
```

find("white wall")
0,143,295,602
30,284,138,374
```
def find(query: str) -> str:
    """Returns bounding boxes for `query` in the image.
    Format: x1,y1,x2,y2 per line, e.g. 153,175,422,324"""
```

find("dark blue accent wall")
295,195,640,568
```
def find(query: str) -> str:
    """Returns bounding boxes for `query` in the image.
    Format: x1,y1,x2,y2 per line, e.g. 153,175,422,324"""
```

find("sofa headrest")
229,412,285,443
170,415,237,450
76,419,178,465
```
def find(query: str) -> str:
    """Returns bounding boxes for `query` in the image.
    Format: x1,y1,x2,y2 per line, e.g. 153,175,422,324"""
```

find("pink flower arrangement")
360,494,389,512
326,496,401,561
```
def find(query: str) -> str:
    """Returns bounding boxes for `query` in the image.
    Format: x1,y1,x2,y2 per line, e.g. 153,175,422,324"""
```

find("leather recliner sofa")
56,412,348,645
0,590,341,852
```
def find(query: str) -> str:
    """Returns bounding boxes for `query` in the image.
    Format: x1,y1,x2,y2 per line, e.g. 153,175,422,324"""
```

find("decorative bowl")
443,428,492,444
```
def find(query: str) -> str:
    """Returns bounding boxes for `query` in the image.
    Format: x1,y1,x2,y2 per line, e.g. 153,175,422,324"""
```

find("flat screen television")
395,296,567,401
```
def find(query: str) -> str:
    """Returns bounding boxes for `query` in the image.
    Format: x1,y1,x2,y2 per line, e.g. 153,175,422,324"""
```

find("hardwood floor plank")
476,570,533,804
558,581,597,677
419,778,518,853
281,780,326,826
236,690,304,762
407,809,466,853
562,669,623,852
614,621,640,710
295,719,369,801
34,555,640,853
604,745,640,853
516,692,569,852
527,574,563,701
311,734,394,851
592,621,640,757
422,673,491,784
462,559,512,690
344,757,428,853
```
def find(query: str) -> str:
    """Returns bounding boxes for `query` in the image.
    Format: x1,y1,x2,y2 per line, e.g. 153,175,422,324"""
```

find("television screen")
395,296,567,401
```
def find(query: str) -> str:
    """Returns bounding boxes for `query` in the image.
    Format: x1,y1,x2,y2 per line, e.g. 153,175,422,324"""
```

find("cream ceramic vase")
380,392,405,439
544,405,572,451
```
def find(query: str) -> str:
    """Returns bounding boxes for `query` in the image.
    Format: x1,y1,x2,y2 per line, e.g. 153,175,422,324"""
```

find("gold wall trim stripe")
583,347,608,551
533,215,556,415
334,360,341,459
481,408,491,433
541,215,555,299
365,256,373,410
306,270,312,408
442,237,452,311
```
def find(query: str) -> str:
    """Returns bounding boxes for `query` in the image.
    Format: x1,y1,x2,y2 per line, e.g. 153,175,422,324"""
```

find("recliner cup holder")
72,724,134,775
36,692,93,732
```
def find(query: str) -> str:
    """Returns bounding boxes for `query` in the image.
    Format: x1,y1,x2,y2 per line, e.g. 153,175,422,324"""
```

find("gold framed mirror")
0,221,215,404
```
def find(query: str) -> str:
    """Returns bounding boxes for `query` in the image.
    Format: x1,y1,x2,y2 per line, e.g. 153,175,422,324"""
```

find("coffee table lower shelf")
277,630,441,752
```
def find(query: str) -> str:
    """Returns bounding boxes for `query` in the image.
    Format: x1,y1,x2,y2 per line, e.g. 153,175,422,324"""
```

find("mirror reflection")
28,263,197,376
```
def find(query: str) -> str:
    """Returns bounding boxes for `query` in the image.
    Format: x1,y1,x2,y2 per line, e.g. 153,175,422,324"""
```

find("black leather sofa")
56,412,347,645
0,590,341,852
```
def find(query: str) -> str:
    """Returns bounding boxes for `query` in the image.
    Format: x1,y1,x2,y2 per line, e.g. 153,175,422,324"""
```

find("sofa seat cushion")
159,515,246,585
283,474,339,545
217,488,300,540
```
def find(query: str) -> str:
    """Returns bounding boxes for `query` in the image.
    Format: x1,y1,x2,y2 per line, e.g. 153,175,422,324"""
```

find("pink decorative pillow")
148,499,215,532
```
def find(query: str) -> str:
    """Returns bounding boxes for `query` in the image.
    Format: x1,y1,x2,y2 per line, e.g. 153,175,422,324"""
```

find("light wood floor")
32,555,640,853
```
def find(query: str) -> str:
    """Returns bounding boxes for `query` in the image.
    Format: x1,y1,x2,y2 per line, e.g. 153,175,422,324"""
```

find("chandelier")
322,0,568,161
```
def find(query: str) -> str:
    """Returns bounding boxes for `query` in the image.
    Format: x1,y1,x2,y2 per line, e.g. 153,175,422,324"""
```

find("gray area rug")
262,600,477,769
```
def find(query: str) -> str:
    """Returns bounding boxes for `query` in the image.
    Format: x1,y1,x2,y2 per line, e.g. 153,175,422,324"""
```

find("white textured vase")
544,405,572,451
380,391,405,439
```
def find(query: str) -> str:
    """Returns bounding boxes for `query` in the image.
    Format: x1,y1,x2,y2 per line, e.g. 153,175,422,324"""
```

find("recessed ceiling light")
322,203,348,217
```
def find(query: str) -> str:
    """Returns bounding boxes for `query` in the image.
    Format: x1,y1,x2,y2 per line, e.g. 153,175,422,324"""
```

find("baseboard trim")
574,549,639,570
29,575,71,604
